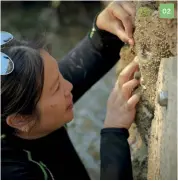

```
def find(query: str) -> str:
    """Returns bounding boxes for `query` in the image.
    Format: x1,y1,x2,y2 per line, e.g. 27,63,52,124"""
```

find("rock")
148,56,177,179
116,2,177,179
134,71,141,80
115,45,136,77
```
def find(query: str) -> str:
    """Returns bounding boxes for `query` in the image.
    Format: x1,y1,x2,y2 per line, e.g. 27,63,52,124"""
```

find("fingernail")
128,39,134,45
133,56,139,63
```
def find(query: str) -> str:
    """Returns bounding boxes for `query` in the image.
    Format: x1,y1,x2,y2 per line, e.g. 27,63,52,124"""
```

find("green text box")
159,3,174,19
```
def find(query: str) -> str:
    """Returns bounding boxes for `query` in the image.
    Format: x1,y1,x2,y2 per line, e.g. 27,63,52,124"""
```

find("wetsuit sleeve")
59,16,124,103
1,161,45,180
100,128,133,180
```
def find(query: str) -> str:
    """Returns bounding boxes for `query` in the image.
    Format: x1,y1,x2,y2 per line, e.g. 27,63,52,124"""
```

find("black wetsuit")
1,18,133,180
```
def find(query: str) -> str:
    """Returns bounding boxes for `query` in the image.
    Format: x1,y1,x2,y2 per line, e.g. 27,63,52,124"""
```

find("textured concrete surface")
148,56,177,179
160,57,177,180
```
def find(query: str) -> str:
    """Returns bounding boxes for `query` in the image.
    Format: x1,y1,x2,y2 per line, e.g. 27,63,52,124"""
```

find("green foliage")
51,0,61,9
137,7,154,17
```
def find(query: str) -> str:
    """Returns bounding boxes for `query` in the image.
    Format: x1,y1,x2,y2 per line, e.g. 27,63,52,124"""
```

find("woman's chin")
65,111,74,123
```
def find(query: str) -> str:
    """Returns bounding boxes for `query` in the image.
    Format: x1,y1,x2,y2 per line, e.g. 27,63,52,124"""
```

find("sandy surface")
116,2,177,179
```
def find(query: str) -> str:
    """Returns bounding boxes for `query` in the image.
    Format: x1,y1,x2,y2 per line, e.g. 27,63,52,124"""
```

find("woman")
1,2,140,180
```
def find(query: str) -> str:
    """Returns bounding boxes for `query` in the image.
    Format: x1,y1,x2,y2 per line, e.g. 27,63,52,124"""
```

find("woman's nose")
64,79,73,96
67,81,73,92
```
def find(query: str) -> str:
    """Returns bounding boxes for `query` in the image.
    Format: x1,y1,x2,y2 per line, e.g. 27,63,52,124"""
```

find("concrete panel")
148,56,177,179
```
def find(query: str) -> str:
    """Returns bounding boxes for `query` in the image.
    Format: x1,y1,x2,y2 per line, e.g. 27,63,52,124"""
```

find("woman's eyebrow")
50,75,59,92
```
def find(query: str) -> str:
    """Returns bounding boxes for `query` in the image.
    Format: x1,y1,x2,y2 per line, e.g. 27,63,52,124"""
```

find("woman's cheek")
51,94,66,113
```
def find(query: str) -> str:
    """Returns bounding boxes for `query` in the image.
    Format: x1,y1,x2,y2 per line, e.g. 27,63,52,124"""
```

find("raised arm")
59,2,136,102
100,59,140,180
59,25,124,103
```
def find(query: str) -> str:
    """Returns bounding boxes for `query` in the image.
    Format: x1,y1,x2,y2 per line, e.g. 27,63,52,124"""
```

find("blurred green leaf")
51,0,61,8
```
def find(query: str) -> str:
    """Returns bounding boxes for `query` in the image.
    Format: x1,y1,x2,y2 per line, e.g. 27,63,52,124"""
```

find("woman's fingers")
120,2,136,40
119,60,139,88
120,1,136,20
112,2,135,39
122,79,140,99
109,81,119,103
96,1,136,45
115,20,130,43
127,94,140,111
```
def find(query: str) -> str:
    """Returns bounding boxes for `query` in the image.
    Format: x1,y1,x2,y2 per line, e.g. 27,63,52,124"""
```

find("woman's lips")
66,99,73,111
66,103,73,111
66,95,73,111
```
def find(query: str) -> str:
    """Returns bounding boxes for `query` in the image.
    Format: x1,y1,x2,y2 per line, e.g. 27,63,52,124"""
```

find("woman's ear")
6,114,32,133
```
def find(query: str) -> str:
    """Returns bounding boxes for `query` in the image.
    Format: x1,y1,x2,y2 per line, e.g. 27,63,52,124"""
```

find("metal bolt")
158,91,168,107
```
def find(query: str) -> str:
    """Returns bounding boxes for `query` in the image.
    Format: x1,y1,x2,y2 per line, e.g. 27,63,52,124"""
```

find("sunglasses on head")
0,31,14,75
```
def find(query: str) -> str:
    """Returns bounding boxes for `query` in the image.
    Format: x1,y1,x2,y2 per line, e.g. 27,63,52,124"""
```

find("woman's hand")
96,1,136,46
104,58,140,129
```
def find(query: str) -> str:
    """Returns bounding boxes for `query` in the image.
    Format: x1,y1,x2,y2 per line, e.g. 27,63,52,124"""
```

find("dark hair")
1,37,46,135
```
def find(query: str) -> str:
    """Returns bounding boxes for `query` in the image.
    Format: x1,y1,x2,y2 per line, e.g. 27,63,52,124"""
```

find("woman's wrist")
88,14,124,57
101,127,129,139
89,14,121,41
